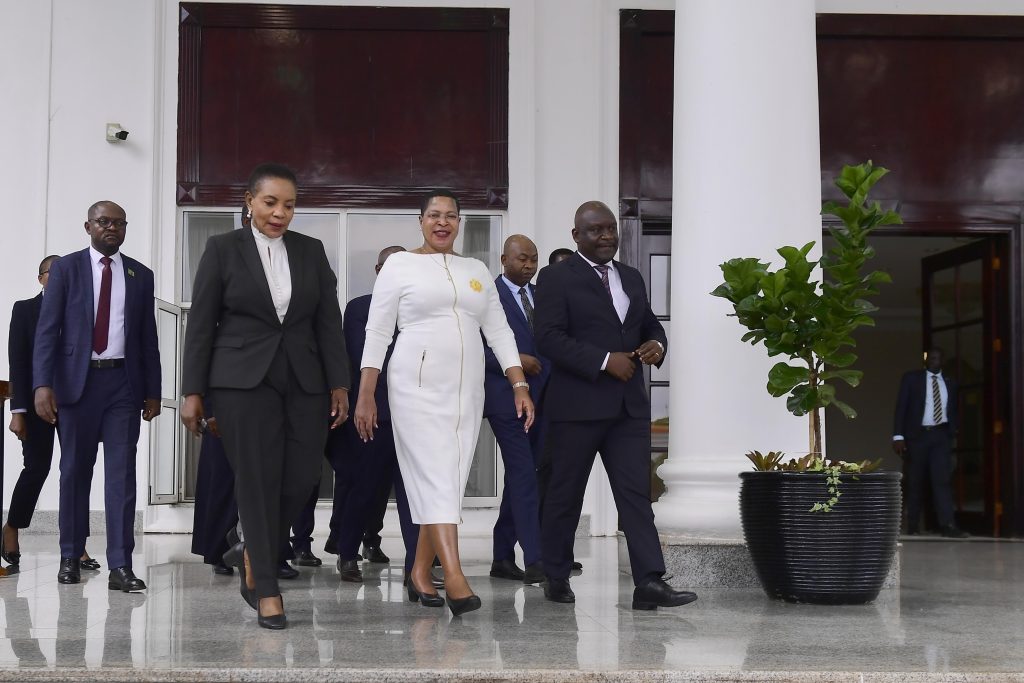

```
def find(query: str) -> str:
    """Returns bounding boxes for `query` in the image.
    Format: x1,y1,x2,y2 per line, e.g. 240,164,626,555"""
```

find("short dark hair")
39,254,60,275
247,163,298,195
548,248,574,265
419,189,461,216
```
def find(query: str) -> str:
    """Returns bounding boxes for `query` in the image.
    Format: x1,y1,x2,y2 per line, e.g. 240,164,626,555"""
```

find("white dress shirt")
576,252,630,371
500,274,534,321
251,227,291,323
90,247,126,360
893,370,949,441
921,370,949,426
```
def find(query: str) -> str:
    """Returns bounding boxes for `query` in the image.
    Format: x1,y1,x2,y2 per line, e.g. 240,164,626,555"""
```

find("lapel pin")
127,268,136,277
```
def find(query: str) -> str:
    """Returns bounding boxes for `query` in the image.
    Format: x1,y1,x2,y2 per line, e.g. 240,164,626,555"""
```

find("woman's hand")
514,388,535,433
329,388,349,429
181,394,206,436
354,394,378,442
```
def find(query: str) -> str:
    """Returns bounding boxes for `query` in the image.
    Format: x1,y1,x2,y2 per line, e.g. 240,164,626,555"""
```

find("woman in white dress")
354,191,534,616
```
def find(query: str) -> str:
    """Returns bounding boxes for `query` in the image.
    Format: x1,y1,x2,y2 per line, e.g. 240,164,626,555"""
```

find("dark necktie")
593,264,613,299
93,256,112,354
931,374,943,423
518,286,534,331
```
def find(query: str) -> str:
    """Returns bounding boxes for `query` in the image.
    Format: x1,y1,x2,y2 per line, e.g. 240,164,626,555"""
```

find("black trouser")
906,426,956,530
212,349,328,599
7,412,56,529
541,416,665,585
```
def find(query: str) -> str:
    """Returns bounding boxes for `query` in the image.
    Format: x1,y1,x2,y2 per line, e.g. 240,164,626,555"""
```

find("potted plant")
711,161,902,604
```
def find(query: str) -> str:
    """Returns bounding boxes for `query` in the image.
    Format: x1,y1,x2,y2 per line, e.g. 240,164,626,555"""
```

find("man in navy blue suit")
33,201,161,590
331,245,419,583
535,201,696,610
484,235,550,585
892,347,968,538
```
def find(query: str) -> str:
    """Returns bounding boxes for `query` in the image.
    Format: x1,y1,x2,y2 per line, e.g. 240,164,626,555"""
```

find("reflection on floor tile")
0,535,1020,679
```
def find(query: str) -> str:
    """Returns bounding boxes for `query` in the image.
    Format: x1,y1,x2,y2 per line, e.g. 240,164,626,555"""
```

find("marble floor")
0,534,1019,682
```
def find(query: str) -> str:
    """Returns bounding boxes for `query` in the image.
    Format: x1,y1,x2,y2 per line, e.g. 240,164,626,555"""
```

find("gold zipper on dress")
418,350,426,387
442,255,465,481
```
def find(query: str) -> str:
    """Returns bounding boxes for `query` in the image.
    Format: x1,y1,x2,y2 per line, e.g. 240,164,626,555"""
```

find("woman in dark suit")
180,163,350,629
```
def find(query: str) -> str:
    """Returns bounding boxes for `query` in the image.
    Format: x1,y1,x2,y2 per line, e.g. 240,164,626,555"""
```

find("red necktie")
93,256,112,354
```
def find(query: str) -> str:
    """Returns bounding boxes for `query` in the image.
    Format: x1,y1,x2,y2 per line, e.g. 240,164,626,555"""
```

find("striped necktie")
931,373,943,423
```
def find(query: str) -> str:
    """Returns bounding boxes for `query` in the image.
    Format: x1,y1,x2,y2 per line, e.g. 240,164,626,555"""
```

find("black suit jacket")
893,369,959,439
181,228,349,396
535,253,665,422
8,294,42,412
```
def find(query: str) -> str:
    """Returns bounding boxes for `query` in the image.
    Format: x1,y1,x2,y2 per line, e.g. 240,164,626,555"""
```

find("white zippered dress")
361,251,521,524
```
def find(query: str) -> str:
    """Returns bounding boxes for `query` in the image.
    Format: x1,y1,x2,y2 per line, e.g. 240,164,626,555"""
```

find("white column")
654,0,822,540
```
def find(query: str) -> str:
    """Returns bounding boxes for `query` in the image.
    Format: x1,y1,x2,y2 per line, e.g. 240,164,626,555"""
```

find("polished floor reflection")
0,534,1020,680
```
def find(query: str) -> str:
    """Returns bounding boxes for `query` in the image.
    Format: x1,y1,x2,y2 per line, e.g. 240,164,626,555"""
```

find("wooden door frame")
854,222,1022,536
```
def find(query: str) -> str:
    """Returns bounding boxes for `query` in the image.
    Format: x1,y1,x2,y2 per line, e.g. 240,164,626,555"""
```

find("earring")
246,207,252,219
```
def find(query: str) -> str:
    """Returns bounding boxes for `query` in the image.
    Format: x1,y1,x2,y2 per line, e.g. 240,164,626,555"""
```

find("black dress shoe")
940,524,969,539
80,557,101,571
212,561,233,576
406,578,444,607
361,544,390,564
108,567,147,592
446,593,482,617
277,560,299,580
544,577,575,603
257,596,287,630
489,558,525,580
338,559,363,583
293,550,322,567
571,561,583,572
632,578,697,610
523,561,545,585
57,558,81,584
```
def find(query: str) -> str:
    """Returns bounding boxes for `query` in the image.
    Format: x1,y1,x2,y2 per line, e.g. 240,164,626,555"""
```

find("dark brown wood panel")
818,15,1024,221
818,14,1024,536
178,4,509,208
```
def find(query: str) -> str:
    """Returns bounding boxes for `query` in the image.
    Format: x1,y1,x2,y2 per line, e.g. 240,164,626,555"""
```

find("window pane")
290,214,342,279
182,212,238,302
958,259,983,321
930,267,956,327
649,254,671,317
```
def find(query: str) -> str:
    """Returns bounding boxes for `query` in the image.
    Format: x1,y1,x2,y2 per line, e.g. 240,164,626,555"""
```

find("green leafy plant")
716,161,901,510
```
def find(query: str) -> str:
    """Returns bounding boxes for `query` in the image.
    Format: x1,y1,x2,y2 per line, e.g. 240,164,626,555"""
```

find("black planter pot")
739,470,902,604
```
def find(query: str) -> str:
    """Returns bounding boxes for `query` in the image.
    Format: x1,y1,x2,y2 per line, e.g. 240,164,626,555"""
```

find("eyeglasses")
38,270,49,276
424,212,460,222
90,217,128,229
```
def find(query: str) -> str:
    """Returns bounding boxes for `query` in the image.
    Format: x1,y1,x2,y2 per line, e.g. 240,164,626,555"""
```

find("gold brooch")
469,279,483,292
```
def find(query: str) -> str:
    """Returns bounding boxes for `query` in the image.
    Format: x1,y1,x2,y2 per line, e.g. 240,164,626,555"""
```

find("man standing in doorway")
535,200,696,610
34,201,162,589
892,347,969,538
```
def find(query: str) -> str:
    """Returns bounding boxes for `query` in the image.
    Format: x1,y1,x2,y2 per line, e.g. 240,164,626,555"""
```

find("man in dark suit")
535,200,696,610
892,347,968,538
6,255,101,569
485,235,550,584
332,245,419,582
33,201,162,590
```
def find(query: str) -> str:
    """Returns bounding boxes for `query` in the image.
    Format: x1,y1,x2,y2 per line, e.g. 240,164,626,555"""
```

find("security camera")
106,123,130,143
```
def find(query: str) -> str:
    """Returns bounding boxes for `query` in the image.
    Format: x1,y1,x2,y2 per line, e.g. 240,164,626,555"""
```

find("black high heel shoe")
1,525,20,566
223,541,257,611
258,596,287,630
406,578,445,607
446,593,482,617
